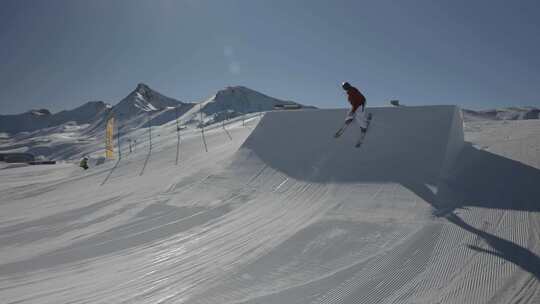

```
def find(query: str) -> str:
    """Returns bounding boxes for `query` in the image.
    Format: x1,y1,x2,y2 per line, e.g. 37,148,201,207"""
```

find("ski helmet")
341,82,352,90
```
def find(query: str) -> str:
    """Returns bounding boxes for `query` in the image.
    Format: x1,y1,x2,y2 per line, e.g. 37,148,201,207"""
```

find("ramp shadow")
442,143,540,212
241,142,540,213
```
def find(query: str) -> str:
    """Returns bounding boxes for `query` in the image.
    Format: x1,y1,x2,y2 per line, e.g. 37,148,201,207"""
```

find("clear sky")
1,0,539,114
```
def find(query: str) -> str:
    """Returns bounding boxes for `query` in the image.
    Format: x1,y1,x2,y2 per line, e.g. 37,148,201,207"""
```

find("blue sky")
1,0,539,114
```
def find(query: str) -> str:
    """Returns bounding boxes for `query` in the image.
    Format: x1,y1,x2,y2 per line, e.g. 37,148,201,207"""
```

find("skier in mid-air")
342,81,367,132
334,82,372,147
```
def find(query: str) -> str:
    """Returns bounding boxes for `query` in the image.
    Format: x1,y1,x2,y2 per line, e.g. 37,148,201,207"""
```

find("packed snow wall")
237,106,464,185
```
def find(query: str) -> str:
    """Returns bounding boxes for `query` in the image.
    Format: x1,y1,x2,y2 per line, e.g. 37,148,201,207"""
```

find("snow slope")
0,106,539,303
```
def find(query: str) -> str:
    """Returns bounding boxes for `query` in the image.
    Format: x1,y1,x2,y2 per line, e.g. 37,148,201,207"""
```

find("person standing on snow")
80,156,89,170
341,82,368,132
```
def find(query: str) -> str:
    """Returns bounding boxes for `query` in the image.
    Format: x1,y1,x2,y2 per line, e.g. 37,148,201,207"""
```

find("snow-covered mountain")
462,106,540,121
0,101,110,134
181,86,311,126
0,84,310,160
102,83,194,132
113,83,189,116
0,110,52,134
0,84,307,135
52,101,111,125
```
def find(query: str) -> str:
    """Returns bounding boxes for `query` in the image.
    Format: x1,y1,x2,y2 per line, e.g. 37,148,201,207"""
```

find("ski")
334,122,351,138
354,113,373,148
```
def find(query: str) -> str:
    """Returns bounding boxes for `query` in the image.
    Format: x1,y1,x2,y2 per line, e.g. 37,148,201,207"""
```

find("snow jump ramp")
236,106,464,187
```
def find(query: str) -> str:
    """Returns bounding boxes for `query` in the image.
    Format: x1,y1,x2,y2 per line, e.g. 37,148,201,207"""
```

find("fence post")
200,103,208,152
175,107,181,165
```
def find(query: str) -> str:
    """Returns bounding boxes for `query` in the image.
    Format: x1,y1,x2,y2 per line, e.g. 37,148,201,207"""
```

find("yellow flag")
105,117,115,159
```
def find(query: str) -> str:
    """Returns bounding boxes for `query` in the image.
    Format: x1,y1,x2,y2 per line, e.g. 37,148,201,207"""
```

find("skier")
341,82,368,132
79,156,89,170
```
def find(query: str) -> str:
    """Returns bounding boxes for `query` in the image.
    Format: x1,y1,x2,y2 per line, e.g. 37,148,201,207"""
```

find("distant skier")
341,82,368,132
79,157,89,170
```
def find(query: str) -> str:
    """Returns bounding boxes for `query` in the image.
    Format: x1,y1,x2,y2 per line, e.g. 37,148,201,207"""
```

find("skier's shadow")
446,212,540,280
402,143,540,280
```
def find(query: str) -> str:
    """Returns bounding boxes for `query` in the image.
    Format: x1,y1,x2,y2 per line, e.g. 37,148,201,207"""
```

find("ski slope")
1,107,539,303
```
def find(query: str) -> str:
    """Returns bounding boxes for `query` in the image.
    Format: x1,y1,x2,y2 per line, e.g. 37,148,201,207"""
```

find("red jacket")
346,86,366,113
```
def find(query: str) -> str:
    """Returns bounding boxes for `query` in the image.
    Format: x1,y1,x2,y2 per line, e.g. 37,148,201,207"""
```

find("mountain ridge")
0,83,309,160
0,83,308,135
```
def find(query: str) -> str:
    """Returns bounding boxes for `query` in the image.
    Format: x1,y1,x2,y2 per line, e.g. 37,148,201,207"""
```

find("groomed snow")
0,107,539,303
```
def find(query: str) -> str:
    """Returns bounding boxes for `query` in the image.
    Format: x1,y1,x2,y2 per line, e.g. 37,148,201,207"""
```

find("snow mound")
238,106,464,183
